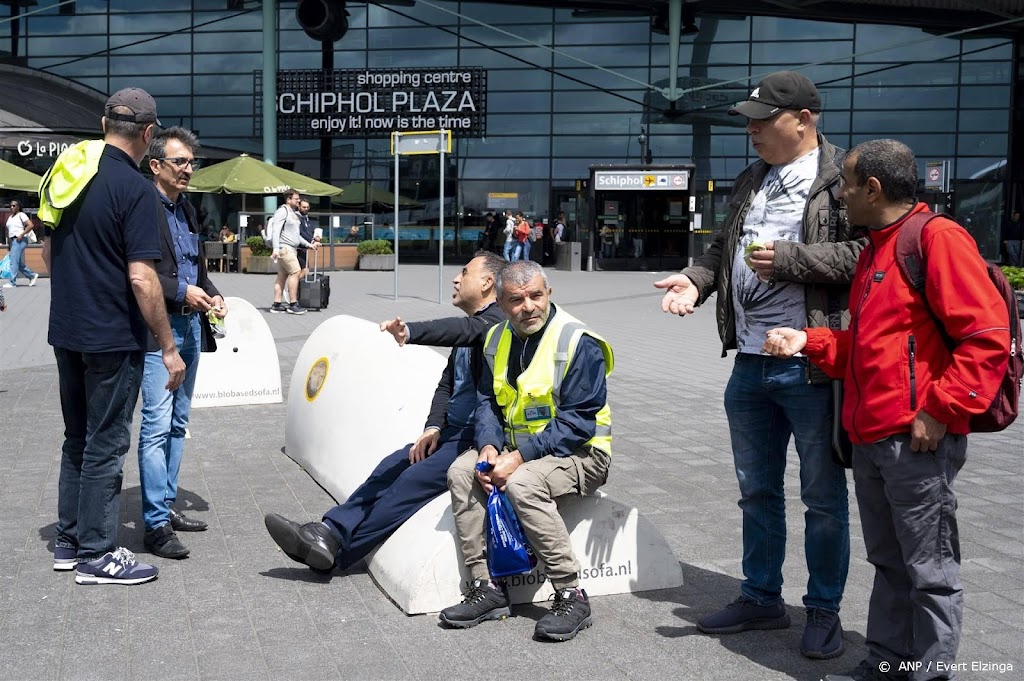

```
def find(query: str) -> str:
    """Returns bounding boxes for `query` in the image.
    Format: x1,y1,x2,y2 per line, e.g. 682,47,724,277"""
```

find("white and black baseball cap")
729,71,821,120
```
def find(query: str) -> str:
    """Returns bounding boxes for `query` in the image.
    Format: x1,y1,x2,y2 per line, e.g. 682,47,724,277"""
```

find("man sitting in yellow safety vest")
439,259,613,642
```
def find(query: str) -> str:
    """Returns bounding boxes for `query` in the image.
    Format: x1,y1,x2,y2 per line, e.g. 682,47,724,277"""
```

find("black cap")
729,71,821,120
104,87,161,126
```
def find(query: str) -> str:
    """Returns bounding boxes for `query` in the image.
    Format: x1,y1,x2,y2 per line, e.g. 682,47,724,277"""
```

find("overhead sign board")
487,192,519,210
264,67,487,140
594,170,690,191
391,130,452,156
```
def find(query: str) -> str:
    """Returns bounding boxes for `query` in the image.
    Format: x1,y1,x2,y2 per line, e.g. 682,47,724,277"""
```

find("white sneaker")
2,283,14,288
29,273,39,287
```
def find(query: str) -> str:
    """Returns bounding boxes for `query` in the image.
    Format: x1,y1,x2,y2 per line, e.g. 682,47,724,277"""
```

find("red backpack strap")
893,210,951,292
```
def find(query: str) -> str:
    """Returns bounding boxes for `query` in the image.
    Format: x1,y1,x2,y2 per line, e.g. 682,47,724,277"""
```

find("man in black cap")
655,71,863,660
42,87,185,585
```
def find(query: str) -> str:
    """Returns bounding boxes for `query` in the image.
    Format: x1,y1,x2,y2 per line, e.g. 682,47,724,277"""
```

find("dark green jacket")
681,133,865,384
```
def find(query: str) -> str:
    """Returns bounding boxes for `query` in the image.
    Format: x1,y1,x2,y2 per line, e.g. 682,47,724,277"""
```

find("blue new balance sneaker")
75,548,159,585
53,545,78,572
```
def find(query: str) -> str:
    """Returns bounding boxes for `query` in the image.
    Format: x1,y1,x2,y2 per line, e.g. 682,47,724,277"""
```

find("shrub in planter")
1000,266,1024,292
357,239,395,270
356,239,394,255
246,235,273,256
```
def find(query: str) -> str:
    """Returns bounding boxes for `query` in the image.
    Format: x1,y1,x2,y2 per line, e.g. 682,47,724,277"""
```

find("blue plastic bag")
477,461,536,578
485,488,536,578
0,255,9,280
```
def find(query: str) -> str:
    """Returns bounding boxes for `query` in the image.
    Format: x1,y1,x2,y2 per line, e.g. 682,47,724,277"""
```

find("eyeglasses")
155,157,200,169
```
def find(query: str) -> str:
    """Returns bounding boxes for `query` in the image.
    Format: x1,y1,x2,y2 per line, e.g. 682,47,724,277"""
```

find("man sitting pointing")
439,260,614,642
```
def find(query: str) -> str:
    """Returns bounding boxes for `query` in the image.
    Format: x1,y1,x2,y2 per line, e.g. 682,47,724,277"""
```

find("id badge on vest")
523,401,552,422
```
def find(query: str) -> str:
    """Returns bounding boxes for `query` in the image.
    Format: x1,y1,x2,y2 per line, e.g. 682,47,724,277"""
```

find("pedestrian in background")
4,200,39,288
268,189,318,315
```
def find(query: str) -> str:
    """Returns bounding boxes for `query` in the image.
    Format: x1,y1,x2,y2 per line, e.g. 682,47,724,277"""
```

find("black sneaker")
802,608,844,659
264,513,339,573
74,547,158,585
144,524,190,559
696,596,791,634
438,579,510,629
286,302,306,315
535,587,592,641
270,302,287,313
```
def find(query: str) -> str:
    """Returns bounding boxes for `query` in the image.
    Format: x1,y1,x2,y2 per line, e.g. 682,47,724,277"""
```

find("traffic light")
296,0,350,43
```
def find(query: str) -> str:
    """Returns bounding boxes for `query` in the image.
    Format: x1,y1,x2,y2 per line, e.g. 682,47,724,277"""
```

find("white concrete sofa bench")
285,315,683,615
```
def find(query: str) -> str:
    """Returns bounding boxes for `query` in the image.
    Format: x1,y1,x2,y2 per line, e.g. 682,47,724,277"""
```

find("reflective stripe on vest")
483,304,613,454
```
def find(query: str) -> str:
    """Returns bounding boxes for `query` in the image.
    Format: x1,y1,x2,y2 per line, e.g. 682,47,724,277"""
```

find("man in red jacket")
764,139,1010,681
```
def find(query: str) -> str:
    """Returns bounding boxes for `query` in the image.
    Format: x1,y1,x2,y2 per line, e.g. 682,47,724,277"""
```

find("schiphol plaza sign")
264,67,487,139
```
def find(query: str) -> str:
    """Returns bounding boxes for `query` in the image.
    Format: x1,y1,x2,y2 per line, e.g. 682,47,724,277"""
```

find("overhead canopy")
460,0,1024,33
331,183,423,211
0,159,43,193
187,154,342,197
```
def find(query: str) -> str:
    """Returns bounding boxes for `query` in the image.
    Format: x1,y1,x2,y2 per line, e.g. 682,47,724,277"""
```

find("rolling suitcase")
298,247,330,311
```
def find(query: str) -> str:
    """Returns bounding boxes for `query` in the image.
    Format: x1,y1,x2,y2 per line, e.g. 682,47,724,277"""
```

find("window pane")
752,17,853,40
958,109,1008,133
553,21,649,45
369,49,457,68
27,14,107,34
852,110,956,133
957,85,1011,109
854,86,956,109
751,41,853,65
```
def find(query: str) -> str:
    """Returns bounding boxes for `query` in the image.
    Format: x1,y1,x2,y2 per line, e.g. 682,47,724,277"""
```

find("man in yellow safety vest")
439,260,613,642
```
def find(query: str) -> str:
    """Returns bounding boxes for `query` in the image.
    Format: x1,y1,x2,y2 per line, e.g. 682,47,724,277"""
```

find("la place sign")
267,66,487,140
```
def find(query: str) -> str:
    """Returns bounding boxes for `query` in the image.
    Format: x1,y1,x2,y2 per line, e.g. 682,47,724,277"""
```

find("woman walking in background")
4,200,39,288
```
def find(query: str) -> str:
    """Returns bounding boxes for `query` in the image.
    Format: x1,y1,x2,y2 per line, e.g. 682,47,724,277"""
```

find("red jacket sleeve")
803,327,850,380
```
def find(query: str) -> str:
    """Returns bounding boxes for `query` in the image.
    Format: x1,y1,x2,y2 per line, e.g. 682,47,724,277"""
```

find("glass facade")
5,1,1016,260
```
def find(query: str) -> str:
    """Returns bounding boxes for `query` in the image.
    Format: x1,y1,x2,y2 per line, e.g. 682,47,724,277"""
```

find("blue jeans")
503,240,515,261
138,313,202,530
8,237,36,284
724,354,850,612
522,239,532,261
54,348,144,561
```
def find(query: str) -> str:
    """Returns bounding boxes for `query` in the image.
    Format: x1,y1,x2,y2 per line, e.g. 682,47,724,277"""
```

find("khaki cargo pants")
447,446,610,590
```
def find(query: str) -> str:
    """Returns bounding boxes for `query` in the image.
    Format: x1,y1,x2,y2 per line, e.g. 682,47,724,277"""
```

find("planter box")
359,254,395,271
245,255,277,274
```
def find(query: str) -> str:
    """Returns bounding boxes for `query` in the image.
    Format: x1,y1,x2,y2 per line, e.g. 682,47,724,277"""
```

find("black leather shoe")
169,508,208,532
264,513,340,572
144,524,190,559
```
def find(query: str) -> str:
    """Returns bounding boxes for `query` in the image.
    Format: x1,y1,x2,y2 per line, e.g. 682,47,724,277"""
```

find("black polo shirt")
48,144,162,353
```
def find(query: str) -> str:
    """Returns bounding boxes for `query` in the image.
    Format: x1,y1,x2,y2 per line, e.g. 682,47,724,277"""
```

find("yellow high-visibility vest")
38,139,107,228
483,304,613,455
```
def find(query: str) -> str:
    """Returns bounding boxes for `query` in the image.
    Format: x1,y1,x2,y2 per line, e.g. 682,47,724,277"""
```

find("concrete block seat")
286,315,683,614
192,296,282,409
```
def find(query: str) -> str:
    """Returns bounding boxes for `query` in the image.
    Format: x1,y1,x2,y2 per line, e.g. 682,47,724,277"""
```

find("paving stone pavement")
0,266,1020,681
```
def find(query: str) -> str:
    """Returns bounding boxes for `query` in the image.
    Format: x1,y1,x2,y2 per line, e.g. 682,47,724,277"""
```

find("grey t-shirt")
731,148,819,354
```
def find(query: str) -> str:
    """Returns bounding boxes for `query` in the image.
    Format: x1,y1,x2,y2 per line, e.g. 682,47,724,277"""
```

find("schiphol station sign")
594,170,690,191
270,67,487,139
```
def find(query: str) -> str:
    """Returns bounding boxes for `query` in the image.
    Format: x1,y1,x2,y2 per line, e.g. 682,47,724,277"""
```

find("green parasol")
187,154,342,197
0,159,44,193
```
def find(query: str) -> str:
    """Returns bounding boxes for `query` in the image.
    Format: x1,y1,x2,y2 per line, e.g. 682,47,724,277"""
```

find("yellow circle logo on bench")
305,357,329,402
